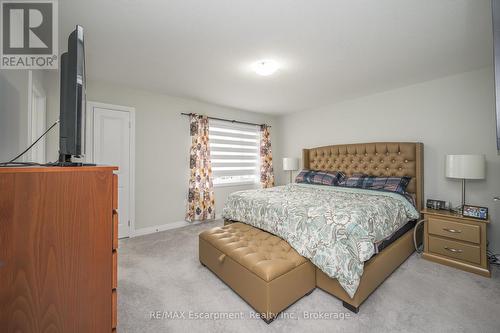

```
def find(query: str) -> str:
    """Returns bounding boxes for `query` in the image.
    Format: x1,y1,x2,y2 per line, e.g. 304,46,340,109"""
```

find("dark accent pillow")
312,171,346,186
339,173,367,188
295,170,345,186
357,175,412,194
295,169,313,183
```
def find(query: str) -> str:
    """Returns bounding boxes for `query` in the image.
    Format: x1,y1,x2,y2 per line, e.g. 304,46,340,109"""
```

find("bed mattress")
375,219,416,253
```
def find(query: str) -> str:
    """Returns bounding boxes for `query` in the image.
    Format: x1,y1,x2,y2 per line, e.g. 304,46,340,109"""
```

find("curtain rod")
180,113,271,128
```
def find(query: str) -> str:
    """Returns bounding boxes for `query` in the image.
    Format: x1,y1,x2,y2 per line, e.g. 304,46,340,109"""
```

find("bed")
223,142,424,312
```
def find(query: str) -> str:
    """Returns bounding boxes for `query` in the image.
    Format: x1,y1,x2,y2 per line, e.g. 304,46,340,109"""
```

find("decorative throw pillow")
295,169,313,183
339,173,367,188
311,171,346,186
358,176,412,194
295,170,345,186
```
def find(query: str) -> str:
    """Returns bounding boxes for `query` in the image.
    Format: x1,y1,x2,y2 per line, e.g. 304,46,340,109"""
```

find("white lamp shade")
445,154,486,180
283,157,299,171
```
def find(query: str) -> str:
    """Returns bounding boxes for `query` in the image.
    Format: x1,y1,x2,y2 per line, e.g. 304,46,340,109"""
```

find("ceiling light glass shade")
252,60,279,76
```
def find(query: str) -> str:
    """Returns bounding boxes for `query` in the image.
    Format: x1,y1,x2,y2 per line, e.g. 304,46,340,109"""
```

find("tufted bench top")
200,223,308,282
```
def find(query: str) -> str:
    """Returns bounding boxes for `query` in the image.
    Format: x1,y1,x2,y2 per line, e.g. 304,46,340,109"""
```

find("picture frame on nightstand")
462,205,488,220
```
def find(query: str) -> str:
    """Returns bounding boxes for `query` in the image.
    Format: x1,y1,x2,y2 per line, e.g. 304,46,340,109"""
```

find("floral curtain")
186,114,215,222
260,124,275,188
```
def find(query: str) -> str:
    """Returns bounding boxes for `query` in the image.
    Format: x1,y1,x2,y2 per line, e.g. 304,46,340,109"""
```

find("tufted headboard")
303,142,424,211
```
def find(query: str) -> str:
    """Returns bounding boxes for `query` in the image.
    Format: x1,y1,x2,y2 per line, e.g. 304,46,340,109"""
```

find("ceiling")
59,0,493,114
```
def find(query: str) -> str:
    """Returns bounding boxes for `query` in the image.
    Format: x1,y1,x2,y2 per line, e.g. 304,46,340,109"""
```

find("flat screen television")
58,25,87,164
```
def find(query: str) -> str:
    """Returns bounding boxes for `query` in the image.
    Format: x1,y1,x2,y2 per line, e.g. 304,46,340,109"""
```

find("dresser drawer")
113,174,118,210
428,235,480,264
112,250,118,289
428,217,480,244
112,289,117,329
112,210,119,250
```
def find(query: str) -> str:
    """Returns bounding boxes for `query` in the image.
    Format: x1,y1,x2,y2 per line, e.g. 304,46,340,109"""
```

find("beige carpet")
117,220,500,333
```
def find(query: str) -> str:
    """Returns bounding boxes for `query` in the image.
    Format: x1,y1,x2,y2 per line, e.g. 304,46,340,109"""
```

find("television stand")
0,166,119,331
56,161,97,167
57,154,96,167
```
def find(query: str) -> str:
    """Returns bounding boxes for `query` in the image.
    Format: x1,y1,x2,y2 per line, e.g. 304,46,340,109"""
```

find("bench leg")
342,301,359,314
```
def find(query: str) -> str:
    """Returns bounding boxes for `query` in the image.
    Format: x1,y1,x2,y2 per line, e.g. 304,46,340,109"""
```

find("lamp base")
461,178,466,209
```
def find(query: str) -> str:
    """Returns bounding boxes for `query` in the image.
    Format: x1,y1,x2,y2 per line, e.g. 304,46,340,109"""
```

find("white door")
93,107,131,238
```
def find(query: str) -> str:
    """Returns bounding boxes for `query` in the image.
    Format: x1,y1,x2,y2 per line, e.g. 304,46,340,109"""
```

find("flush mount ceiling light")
252,59,280,76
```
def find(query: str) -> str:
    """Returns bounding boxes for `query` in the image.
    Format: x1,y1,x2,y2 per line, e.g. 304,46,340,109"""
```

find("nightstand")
421,208,491,277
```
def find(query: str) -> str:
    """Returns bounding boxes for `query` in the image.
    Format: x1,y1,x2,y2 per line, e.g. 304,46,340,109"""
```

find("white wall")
45,76,278,231
275,67,500,252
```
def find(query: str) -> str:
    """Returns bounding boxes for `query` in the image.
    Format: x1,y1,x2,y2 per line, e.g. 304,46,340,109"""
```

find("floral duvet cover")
222,183,419,297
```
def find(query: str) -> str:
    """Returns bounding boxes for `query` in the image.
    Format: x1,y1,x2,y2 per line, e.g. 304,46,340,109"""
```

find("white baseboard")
132,215,222,238
132,220,191,237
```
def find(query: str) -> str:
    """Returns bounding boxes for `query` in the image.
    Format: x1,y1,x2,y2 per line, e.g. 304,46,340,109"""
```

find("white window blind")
209,119,260,186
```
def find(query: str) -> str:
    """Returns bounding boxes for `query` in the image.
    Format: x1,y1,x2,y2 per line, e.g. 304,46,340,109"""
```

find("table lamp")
283,157,299,183
445,154,486,211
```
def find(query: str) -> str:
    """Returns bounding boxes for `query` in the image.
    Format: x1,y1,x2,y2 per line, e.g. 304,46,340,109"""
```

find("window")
209,119,260,186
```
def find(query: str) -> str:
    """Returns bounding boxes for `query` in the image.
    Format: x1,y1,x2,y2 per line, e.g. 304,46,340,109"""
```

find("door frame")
27,70,47,163
86,101,136,238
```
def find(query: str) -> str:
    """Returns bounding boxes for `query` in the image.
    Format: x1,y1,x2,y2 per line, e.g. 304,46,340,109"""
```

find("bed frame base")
317,227,420,312
225,219,421,313
342,301,359,313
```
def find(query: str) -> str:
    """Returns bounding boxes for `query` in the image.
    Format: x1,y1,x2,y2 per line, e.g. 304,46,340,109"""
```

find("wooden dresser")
0,166,119,332
422,208,490,277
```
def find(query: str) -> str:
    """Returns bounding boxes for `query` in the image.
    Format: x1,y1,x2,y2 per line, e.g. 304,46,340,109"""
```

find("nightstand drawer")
428,235,480,264
428,217,480,244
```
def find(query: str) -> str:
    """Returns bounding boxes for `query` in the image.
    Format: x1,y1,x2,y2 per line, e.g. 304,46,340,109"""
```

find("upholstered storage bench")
199,223,315,323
